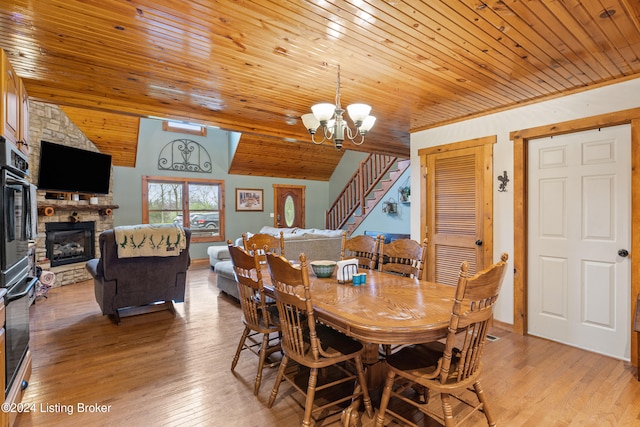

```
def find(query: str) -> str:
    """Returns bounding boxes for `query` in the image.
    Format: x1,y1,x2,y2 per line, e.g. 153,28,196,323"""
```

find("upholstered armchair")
86,227,191,324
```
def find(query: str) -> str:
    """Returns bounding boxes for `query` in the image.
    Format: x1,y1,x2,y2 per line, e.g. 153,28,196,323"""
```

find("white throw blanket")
114,224,187,258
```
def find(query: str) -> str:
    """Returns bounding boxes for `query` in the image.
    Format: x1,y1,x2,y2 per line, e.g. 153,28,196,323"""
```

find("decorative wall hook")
498,170,509,192
382,198,398,214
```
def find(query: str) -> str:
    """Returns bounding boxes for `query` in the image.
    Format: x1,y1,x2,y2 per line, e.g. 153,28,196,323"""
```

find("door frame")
511,107,640,366
272,184,305,228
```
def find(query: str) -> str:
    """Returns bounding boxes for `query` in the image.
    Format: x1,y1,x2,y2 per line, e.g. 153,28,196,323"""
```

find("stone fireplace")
35,206,113,286
29,101,116,286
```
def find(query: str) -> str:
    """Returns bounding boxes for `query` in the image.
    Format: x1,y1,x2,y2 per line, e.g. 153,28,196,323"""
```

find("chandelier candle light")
301,65,376,149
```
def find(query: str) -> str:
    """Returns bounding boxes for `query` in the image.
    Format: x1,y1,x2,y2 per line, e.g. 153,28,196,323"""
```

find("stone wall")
29,101,115,286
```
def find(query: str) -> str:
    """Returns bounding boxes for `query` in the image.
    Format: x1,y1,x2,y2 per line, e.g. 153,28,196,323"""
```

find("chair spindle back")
242,232,285,263
340,232,381,270
228,243,275,328
266,252,321,361
378,238,426,279
439,252,509,385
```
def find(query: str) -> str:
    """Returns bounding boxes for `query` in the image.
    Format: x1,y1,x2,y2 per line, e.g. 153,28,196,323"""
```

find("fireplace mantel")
38,203,119,217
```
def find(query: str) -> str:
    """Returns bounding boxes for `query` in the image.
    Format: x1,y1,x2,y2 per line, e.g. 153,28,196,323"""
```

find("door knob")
618,249,629,257
475,240,483,246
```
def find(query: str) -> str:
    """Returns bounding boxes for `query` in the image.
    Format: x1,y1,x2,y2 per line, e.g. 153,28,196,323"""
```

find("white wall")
329,150,368,202
410,77,640,324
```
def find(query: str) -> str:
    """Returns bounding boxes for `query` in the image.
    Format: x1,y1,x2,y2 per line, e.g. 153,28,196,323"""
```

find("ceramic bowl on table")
310,260,337,278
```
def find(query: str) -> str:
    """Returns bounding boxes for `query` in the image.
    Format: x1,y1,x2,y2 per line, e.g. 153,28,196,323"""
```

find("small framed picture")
236,188,264,211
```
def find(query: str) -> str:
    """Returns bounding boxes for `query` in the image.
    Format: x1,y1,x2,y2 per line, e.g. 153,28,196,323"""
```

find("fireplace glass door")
45,222,95,267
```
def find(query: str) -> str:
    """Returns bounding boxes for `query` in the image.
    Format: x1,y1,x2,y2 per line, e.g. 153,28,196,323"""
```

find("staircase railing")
326,154,397,230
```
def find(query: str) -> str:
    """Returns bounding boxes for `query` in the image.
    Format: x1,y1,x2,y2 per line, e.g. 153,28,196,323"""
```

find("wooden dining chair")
375,253,509,427
265,251,374,427
378,238,426,279
340,231,381,270
228,243,282,395
242,231,285,262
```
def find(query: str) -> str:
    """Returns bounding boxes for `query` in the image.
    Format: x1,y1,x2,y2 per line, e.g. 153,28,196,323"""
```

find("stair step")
372,188,386,196
389,170,402,180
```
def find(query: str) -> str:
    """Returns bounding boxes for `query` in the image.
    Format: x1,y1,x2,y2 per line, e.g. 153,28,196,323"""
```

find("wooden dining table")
261,264,456,362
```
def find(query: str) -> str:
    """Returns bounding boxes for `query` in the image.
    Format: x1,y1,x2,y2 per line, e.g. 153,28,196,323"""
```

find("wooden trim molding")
417,135,496,156
141,175,226,243
509,107,640,141
420,154,428,251
162,121,207,136
632,117,640,367
512,135,527,335
511,108,640,366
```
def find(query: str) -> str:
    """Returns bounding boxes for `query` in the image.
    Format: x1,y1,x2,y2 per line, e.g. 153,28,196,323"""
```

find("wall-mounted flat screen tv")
37,140,112,195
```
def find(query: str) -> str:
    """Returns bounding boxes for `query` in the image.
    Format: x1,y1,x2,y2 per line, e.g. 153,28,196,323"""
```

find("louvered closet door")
426,145,492,285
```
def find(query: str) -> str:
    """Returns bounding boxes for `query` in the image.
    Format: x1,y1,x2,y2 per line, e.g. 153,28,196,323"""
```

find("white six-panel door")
528,125,631,360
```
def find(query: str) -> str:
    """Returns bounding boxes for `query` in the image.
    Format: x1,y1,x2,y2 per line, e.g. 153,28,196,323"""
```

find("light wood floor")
13,265,640,427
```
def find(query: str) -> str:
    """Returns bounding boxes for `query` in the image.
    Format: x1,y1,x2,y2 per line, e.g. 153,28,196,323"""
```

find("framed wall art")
236,188,264,211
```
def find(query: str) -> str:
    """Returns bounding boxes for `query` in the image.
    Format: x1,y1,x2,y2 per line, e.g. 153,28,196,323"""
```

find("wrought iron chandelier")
301,65,376,149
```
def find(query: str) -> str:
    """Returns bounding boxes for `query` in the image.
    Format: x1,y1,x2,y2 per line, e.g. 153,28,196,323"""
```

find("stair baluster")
326,154,408,231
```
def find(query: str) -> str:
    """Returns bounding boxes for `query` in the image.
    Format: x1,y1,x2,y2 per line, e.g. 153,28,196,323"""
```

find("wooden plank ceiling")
229,133,344,180
60,106,140,167
1,0,640,179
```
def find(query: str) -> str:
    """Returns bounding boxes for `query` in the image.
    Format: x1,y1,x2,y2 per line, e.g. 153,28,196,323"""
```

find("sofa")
86,227,191,324
363,230,410,243
211,226,343,301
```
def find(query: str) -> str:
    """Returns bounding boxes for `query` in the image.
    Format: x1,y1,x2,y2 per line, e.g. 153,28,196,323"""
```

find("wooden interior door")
421,137,495,285
527,125,631,360
273,184,305,228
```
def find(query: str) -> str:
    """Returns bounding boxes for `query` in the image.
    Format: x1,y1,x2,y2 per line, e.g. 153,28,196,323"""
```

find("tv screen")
37,140,112,195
